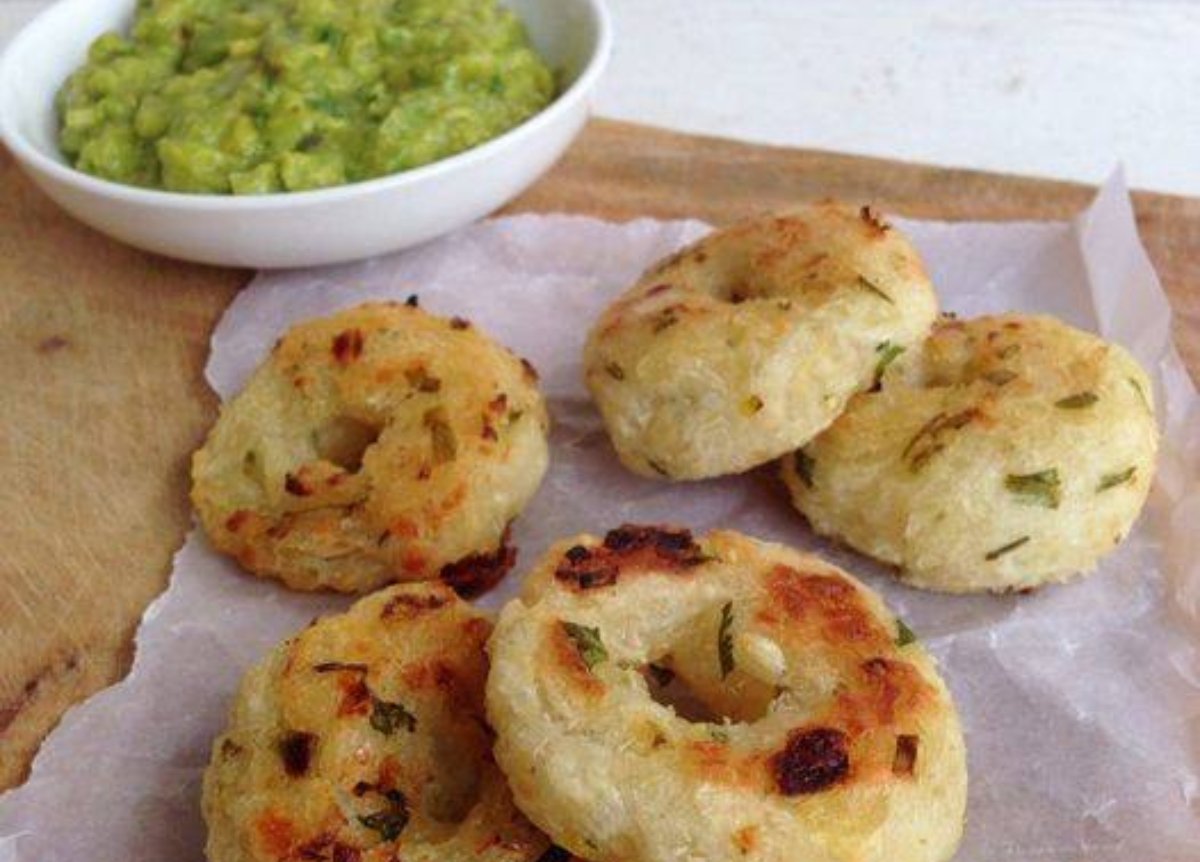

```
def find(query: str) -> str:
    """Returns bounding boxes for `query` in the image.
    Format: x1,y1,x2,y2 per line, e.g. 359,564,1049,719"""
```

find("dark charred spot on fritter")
337,676,372,717
225,509,253,532
331,328,365,364
488,393,509,415
440,539,517,599
771,727,849,795
520,357,540,382
603,524,700,558
555,543,619,590
284,472,314,496
380,591,449,619
220,738,244,760
858,205,891,236
554,525,708,591
295,832,362,862
449,316,471,330
645,283,673,297
481,414,499,441
404,294,419,308
278,730,317,777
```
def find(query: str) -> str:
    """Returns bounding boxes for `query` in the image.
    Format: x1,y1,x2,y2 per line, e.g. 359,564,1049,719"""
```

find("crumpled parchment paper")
2,173,1197,861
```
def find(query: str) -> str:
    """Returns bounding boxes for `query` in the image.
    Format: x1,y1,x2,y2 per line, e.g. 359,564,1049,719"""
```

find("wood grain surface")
1,117,1196,790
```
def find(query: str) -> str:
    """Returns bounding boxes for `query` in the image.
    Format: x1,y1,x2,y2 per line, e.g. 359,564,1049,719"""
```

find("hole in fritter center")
642,660,775,726
312,415,382,472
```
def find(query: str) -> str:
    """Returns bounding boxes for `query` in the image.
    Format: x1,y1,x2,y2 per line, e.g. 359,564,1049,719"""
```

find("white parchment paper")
2,174,1198,861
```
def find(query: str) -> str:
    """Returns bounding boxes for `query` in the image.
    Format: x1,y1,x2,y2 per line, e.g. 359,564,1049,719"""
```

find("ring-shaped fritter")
202,583,556,862
782,313,1159,593
486,525,967,862
583,202,938,480
191,301,550,593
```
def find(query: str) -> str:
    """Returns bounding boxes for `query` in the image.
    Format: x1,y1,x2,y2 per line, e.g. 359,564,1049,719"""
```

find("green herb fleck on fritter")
1005,469,1062,509
1055,392,1098,409
369,697,417,736
563,622,607,670
1097,466,1137,492
895,618,918,647
358,790,409,842
874,341,905,383
856,275,894,304
717,602,735,678
1128,377,1152,412
985,535,1030,561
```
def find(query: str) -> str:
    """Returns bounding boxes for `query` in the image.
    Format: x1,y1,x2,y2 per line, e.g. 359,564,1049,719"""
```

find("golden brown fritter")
583,203,938,480
202,583,554,862
783,313,1159,593
191,301,549,593
486,526,967,862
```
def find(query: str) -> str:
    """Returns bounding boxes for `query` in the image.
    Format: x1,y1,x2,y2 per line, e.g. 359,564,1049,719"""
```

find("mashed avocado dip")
56,0,556,194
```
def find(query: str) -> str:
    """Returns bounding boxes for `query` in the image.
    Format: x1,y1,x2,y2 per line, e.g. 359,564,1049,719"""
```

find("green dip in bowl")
55,0,557,194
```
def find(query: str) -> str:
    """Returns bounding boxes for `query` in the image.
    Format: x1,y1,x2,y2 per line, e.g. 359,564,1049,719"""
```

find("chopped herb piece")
709,726,730,743
985,536,1030,561
604,361,625,381
424,408,457,464
892,734,919,776
856,275,893,304
1097,466,1136,492
358,790,409,842
874,341,905,383
983,369,1017,386
369,697,417,735
903,409,979,472
718,602,735,678
647,459,671,477
563,622,607,670
1055,392,1098,409
742,394,765,416
1004,469,1062,509
895,618,918,647
1128,377,1152,412
793,449,815,488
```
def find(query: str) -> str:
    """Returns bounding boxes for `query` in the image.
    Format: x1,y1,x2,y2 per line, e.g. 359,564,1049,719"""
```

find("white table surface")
2,0,1197,196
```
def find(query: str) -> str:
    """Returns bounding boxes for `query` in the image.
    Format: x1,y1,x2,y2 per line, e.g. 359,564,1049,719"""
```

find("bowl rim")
0,0,612,211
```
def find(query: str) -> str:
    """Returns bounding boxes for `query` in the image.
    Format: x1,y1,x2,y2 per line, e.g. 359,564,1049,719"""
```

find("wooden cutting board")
1,118,1197,790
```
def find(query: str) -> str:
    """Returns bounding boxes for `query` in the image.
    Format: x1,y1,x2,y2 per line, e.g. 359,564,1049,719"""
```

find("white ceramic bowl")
0,0,611,268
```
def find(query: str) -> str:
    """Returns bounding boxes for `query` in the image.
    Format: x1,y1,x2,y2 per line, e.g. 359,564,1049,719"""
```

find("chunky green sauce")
56,0,556,194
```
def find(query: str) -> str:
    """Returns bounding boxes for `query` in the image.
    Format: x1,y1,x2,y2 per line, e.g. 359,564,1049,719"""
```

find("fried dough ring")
191,301,550,593
782,313,1159,593
202,583,555,862
486,526,967,862
583,203,938,480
